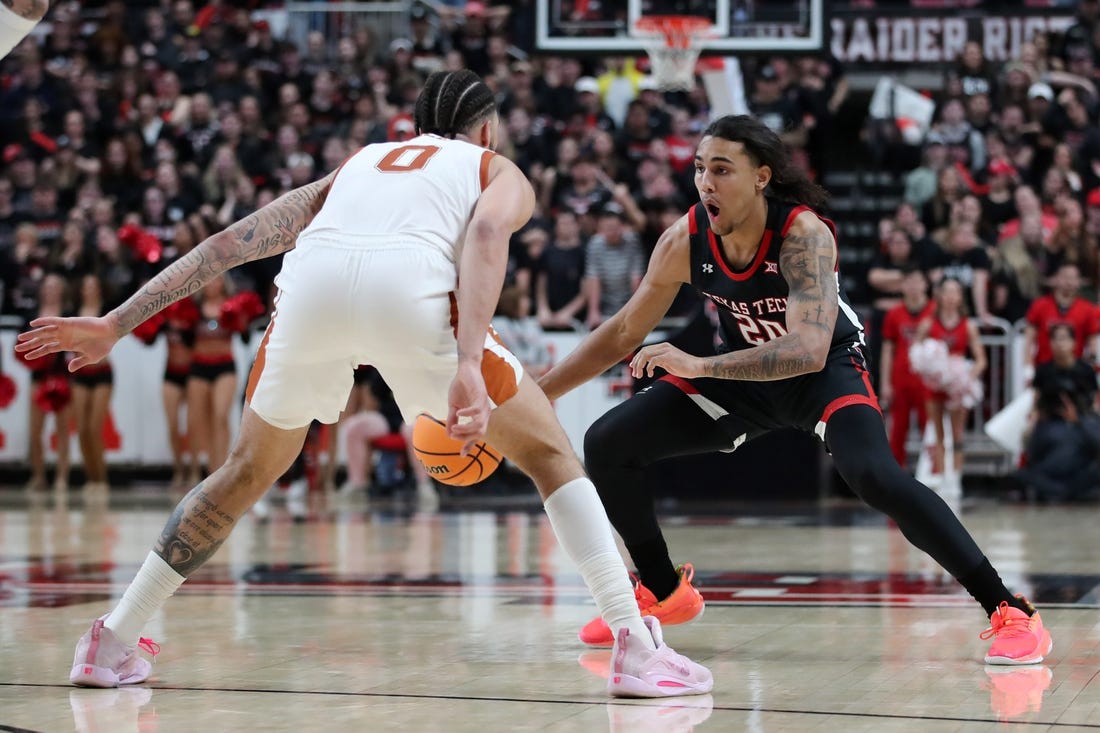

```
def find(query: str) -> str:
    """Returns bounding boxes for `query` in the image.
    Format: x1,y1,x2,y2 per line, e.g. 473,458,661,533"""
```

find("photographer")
1016,323,1100,502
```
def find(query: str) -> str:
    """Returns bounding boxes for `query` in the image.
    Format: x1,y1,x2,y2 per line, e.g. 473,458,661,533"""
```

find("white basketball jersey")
298,134,494,262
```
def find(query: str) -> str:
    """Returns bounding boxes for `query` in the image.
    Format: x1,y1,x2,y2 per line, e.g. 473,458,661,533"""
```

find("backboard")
535,0,824,53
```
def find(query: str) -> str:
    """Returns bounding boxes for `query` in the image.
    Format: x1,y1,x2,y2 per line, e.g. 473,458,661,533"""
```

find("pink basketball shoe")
607,616,713,698
69,616,160,688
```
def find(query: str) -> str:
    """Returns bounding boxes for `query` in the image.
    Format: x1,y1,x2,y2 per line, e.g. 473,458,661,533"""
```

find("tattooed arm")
113,172,336,333
15,172,336,369
699,213,838,381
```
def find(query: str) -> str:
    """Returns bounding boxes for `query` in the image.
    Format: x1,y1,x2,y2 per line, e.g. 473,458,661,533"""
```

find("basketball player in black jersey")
538,115,1052,665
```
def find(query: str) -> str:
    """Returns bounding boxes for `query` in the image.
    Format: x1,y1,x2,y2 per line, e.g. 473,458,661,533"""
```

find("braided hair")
413,70,497,139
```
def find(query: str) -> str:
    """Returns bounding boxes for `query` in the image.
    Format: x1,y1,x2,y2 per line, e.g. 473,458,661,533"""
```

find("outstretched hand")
446,360,491,455
15,315,120,372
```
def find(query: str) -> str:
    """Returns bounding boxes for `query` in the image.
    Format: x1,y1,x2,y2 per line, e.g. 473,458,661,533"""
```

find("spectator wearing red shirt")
1024,263,1098,368
880,267,933,469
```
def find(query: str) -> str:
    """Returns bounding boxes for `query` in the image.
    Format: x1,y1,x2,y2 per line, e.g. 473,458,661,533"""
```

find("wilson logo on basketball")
411,414,502,486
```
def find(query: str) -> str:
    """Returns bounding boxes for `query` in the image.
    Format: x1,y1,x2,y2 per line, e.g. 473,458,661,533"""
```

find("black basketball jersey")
687,198,864,354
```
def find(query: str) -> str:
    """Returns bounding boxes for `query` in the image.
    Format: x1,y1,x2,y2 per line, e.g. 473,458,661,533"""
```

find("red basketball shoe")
981,598,1053,665
579,564,705,647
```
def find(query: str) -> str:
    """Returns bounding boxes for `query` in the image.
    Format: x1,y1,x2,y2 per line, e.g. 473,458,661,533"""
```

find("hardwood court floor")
0,486,1097,732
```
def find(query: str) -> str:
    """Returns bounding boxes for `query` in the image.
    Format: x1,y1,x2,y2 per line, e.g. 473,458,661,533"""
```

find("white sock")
104,551,186,646
543,477,655,650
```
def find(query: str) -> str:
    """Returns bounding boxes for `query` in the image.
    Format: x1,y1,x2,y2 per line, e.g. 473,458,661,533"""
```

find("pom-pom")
219,291,265,332
943,355,984,409
908,339,950,391
117,223,163,264
131,313,165,345
909,339,983,409
164,298,200,329
0,372,15,409
33,374,71,413
13,342,54,373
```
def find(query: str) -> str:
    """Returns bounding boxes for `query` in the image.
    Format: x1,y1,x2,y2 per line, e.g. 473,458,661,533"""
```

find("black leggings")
584,383,985,580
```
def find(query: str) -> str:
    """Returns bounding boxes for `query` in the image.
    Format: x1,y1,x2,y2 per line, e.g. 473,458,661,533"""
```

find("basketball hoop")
633,15,714,92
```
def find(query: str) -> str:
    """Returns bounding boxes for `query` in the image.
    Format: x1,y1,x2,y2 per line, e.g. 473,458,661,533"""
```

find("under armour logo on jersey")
764,261,779,274
702,263,714,274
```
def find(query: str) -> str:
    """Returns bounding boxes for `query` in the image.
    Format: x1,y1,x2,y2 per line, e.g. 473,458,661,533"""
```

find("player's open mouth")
705,204,720,219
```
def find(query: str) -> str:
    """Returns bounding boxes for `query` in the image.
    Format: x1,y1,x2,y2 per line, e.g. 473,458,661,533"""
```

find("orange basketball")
411,413,502,486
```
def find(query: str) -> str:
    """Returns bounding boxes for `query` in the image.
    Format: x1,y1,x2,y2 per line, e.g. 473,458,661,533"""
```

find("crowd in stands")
867,0,1100,500
1,0,1099,501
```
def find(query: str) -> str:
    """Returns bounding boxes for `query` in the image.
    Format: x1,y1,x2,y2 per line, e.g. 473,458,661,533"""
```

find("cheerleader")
187,277,263,480
916,277,987,487
19,274,73,492
188,277,239,479
70,274,113,492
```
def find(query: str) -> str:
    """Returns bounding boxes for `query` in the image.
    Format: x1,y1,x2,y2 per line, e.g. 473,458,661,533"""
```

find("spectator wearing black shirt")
60,109,101,179
1044,87,1094,165
921,164,965,233
982,159,1019,234
208,52,251,108
1017,323,1100,503
554,154,612,225
179,92,220,168
27,184,63,252
1057,0,1100,65
936,97,986,174
956,41,998,100
176,27,213,93
796,54,848,178
0,176,26,251
868,228,920,315
138,9,181,72
937,223,993,322
537,210,588,331
566,76,615,136
749,64,804,150
866,227,927,387
999,62,1034,110
409,4,449,67
134,94,170,163
506,106,551,176
1,50,64,135
965,92,995,136
991,217,1042,323
635,78,672,137
45,221,94,286
450,2,492,76
615,100,656,169
996,103,1036,173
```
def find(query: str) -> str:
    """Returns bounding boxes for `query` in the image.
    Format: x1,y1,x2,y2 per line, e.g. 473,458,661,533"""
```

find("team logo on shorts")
765,261,779,274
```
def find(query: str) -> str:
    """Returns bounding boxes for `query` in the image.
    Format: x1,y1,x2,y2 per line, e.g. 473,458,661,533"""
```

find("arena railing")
284,2,409,59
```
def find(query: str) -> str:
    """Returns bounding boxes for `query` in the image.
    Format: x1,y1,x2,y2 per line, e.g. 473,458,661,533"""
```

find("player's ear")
755,165,772,192
479,115,496,150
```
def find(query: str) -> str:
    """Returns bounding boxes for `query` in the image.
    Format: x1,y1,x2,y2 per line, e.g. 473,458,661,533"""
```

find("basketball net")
634,16,713,92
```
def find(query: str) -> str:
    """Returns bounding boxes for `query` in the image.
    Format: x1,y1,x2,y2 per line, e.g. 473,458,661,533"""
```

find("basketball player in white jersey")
18,70,712,698
0,0,47,59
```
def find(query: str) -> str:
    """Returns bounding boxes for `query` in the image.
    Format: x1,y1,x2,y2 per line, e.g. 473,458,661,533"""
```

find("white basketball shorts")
246,239,524,430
